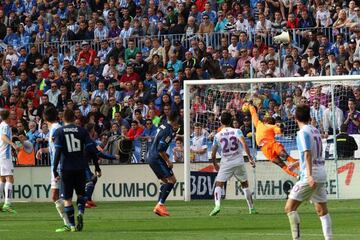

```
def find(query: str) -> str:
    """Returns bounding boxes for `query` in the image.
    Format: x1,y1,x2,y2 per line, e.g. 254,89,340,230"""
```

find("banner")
7,160,359,202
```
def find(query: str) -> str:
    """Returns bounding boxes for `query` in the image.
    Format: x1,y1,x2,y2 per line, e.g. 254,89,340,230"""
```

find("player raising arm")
285,104,332,240
146,112,180,217
0,109,19,213
209,111,256,216
247,103,298,177
53,109,100,232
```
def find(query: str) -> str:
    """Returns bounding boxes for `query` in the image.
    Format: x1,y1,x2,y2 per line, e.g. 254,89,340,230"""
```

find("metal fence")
6,26,356,56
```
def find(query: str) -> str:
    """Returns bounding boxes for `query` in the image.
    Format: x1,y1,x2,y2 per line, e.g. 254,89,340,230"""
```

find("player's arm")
53,147,62,179
249,105,259,127
300,131,316,188
1,130,19,151
304,150,315,188
157,128,173,169
159,151,173,169
211,144,219,171
239,136,255,168
84,132,102,176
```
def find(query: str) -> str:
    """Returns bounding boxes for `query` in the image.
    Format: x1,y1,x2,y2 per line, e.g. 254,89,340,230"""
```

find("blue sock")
158,184,165,202
159,183,174,204
85,182,95,201
77,196,87,215
64,205,75,227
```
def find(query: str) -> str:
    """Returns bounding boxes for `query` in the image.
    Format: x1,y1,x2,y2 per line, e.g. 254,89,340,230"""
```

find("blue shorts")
149,157,174,179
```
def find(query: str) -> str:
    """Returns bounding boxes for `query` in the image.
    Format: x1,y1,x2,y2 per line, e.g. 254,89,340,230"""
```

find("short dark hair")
63,109,75,123
295,104,311,123
340,124,347,133
43,107,58,123
168,111,179,124
0,109,10,121
220,111,232,126
265,117,276,125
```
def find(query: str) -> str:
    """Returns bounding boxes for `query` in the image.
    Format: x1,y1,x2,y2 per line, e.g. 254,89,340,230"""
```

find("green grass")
0,200,359,240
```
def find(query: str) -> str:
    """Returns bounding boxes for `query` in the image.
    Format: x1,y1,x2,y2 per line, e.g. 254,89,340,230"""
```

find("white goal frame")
183,75,360,201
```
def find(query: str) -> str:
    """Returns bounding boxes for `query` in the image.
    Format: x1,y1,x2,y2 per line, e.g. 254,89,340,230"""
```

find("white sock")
287,211,301,240
320,214,333,240
4,182,12,205
242,188,254,209
0,182,5,201
55,199,70,226
214,186,222,207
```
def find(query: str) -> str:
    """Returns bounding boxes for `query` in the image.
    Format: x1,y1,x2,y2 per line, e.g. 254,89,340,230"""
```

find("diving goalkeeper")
248,104,298,177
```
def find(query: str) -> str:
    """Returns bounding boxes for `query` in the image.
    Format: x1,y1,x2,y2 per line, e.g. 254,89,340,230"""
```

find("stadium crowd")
0,0,360,165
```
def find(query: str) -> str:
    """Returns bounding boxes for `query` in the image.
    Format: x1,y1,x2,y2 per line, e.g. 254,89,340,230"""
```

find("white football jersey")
213,127,244,165
0,121,12,162
296,125,327,183
49,122,62,167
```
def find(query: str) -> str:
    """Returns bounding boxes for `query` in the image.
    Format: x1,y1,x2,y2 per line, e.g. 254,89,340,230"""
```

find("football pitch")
0,200,359,240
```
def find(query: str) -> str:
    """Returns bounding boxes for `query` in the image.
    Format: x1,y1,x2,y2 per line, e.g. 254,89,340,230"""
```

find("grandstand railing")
9,27,357,55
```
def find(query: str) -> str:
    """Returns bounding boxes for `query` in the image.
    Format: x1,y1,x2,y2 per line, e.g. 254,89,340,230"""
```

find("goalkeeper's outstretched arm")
249,105,260,128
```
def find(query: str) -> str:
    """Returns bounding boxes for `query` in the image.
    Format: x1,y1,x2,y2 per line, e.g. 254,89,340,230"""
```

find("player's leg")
284,199,302,240
85,166,97,208
209,181,224,216
74,170,87,231
0,178,4,210
2,175,16,213
61,171,76,232
52,173,70,229
285,181,314,240
312,183,332,240
273,157,298,177
315,203,333,240
234,165,256,214
151,159,176,216
279,149,298,165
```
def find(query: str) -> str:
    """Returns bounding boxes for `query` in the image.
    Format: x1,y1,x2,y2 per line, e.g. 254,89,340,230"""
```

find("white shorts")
289,181,327,203
216,163,248,183
51,171,61,189
0,160,14,176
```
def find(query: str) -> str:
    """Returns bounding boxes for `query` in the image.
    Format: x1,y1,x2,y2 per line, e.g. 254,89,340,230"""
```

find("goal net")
183,75,360,201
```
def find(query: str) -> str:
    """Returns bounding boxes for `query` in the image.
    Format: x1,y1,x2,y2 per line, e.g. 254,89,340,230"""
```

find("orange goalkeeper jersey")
249,105,281,146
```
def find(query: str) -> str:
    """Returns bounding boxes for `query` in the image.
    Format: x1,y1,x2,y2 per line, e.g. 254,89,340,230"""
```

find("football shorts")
289,181,327,203
149,157,174,179
0,160,14,176
261,141,285,161
61,170,86,199
216,163,248,183
51,171,61,189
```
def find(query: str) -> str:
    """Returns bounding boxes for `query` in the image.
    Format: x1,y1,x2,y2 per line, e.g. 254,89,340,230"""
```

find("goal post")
183,75,360,201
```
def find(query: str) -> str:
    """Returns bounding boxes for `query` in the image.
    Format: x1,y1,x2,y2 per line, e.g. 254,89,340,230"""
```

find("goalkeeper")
248,103,298,177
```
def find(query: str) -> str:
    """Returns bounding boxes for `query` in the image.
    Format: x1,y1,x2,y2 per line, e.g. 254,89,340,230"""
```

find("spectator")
173,136,184,163
322,102,344,138
190,122,208,162
344,99,360,134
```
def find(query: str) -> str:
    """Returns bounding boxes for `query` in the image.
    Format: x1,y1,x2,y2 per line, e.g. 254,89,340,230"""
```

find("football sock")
242,188,254,209
85,182,95,201
282,165,298,177
287,211,301,240
214,186,222,207
4,182,12,205
158,184,165,203
55,199,70,226
320,214,333,240
64,205,75,227
158,183,174,205
0,182,4,201
77,196,87,215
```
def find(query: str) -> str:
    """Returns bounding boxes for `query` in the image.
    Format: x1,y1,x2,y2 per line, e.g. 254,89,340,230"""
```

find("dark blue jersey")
147,123,176,161
54,124,92,171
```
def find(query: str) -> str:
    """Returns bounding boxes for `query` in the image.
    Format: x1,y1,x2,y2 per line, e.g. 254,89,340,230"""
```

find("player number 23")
220,136,239,153
65,134,81,152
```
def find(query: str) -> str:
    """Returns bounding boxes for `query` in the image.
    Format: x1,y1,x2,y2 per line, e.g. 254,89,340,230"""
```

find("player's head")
264,116,276,125
43,106,58,123
295,104,311,124
168,111,180,130
63,109,76,124
220,111,232,126
0,109,10,121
